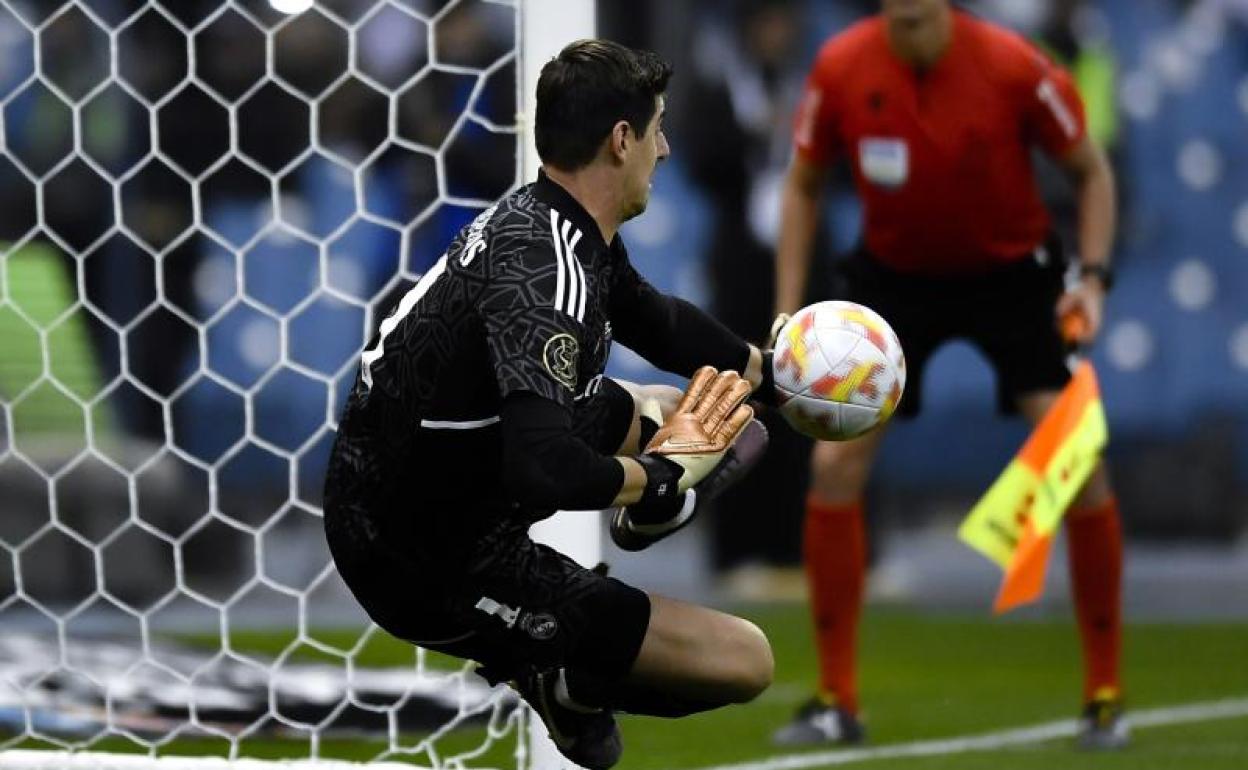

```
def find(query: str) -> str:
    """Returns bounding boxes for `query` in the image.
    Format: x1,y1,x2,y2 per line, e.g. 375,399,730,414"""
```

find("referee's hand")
1056,278,1105,345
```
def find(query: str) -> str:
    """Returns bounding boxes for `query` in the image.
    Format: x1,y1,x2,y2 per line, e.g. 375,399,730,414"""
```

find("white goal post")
0,0,596,768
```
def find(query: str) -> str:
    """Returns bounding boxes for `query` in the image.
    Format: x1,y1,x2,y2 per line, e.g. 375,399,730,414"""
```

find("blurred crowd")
608,0,1248,572
0,0,517,603
1,0,1246,600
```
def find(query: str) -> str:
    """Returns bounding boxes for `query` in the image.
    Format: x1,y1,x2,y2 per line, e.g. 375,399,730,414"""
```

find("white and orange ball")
772,301,906,441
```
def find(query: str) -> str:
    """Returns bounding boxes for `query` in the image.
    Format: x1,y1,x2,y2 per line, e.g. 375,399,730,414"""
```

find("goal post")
0,0,597,768
518,8,601,769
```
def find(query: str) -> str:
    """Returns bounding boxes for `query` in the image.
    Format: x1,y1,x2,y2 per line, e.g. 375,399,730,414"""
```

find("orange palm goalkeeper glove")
635,367,755,500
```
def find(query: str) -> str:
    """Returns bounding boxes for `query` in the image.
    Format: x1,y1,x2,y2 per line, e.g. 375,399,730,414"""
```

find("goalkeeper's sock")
1066,497,1124,701
803,494,866,716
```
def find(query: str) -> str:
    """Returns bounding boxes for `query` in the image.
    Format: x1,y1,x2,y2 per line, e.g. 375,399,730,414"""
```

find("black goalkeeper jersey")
325,172,708,571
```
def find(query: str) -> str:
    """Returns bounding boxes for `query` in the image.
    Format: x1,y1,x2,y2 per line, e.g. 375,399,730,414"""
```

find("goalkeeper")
324,40,779,770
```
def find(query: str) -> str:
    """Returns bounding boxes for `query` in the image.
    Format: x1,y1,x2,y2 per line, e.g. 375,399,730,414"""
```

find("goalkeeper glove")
624,367,754,537
613,418,769,552
643,366,754,492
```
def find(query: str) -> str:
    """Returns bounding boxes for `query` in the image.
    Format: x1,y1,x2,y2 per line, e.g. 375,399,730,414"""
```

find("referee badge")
543,333,579,390
859,137,909,189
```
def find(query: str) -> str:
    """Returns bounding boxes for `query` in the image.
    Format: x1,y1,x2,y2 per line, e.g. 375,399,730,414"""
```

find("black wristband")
634,453,684,521
754,350,780,407
1079,263,1114,291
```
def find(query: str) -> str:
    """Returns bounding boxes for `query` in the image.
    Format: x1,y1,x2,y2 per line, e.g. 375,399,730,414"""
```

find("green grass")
615,604,1248,770
9,604,1248,768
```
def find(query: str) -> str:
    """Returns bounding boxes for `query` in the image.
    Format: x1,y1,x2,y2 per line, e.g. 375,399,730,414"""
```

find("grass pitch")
614,604,1248,770
9,603,1247,769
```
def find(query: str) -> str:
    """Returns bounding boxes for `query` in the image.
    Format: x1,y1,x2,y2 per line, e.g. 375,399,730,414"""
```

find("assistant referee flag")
959,361,1109,613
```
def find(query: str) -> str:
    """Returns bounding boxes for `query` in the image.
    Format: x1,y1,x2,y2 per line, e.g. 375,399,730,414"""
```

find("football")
772,301,906,441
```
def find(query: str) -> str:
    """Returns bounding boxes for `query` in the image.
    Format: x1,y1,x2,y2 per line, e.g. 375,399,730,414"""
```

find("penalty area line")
683,696,1248,770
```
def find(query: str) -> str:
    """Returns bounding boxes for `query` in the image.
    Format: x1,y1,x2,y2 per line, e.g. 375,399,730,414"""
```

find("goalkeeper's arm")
499,393,680,510
608,271,774,403
501,368,755,512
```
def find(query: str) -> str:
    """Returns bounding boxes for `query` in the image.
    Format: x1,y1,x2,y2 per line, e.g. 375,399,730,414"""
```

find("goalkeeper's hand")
747,312,792,409
641,366,754,494
767,312,792,349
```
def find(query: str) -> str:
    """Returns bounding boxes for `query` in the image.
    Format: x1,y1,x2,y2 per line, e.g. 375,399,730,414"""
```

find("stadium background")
0,0,1245,767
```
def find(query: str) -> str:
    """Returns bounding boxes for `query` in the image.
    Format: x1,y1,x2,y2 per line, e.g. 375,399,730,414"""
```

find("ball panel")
777,391,841,441
836,401,883,440
772,310,843,395
812,300,906,384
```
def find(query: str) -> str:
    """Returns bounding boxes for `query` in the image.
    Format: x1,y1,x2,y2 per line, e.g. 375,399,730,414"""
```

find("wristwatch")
1079,263,1114,292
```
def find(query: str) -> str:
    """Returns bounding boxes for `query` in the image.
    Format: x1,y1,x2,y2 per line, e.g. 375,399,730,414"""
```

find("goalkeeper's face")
621,96,670,222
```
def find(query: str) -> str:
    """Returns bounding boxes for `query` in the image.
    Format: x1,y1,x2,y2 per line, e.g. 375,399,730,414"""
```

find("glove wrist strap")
755,350,780,407
633,453,686,524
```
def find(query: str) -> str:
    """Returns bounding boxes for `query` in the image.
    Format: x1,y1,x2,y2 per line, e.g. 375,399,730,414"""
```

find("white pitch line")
684,696,1248,770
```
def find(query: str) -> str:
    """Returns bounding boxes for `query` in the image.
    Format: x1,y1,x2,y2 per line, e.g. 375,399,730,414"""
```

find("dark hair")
535,39,673,171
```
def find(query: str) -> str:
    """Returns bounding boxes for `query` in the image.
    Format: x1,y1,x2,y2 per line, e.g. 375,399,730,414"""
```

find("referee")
771,0,1126,750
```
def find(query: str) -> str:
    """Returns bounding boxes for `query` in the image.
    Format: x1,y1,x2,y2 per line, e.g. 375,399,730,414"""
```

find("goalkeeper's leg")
558,593,773,717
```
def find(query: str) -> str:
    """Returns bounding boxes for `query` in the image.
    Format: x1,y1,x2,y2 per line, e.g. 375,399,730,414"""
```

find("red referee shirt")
794,10,1086,274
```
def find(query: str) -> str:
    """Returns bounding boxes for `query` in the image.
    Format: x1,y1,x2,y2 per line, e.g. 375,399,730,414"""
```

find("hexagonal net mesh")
0,0,529,767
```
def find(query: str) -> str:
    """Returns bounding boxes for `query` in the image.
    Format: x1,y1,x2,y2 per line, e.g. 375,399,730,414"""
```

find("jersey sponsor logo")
550,210,587,322
859,137,909,188
1036,77,1079,140
361,253,448,389
542,333,579,390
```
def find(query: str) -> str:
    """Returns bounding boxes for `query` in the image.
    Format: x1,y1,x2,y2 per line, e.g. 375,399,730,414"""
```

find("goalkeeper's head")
535,39,673,222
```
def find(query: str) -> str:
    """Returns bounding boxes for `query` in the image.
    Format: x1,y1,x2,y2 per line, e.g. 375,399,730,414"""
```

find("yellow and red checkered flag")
958,361,1108,613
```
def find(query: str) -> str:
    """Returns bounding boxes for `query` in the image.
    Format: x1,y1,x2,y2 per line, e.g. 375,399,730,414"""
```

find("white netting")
0,0,527,766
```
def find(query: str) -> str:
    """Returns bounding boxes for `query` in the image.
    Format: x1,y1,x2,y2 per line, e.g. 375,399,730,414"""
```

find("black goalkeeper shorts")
331,513,651,682
835,237,1073,418
327,375,648,680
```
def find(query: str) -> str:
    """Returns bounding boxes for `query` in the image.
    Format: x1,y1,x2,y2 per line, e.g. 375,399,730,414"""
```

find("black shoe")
610,419,769,552
1076,690,1129,750
514,667,622,770
772,696,865,747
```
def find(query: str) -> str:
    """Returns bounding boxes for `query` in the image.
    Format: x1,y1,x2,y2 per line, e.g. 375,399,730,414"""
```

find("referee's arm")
1055,134,1117,342
774,154,830,318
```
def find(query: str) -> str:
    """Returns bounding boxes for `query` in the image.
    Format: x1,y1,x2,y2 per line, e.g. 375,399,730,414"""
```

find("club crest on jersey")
520,612,558,641
543,333,579,390
859,137,909,189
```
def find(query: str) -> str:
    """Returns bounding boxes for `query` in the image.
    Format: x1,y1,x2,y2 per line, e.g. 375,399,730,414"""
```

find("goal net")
0,0,590,767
